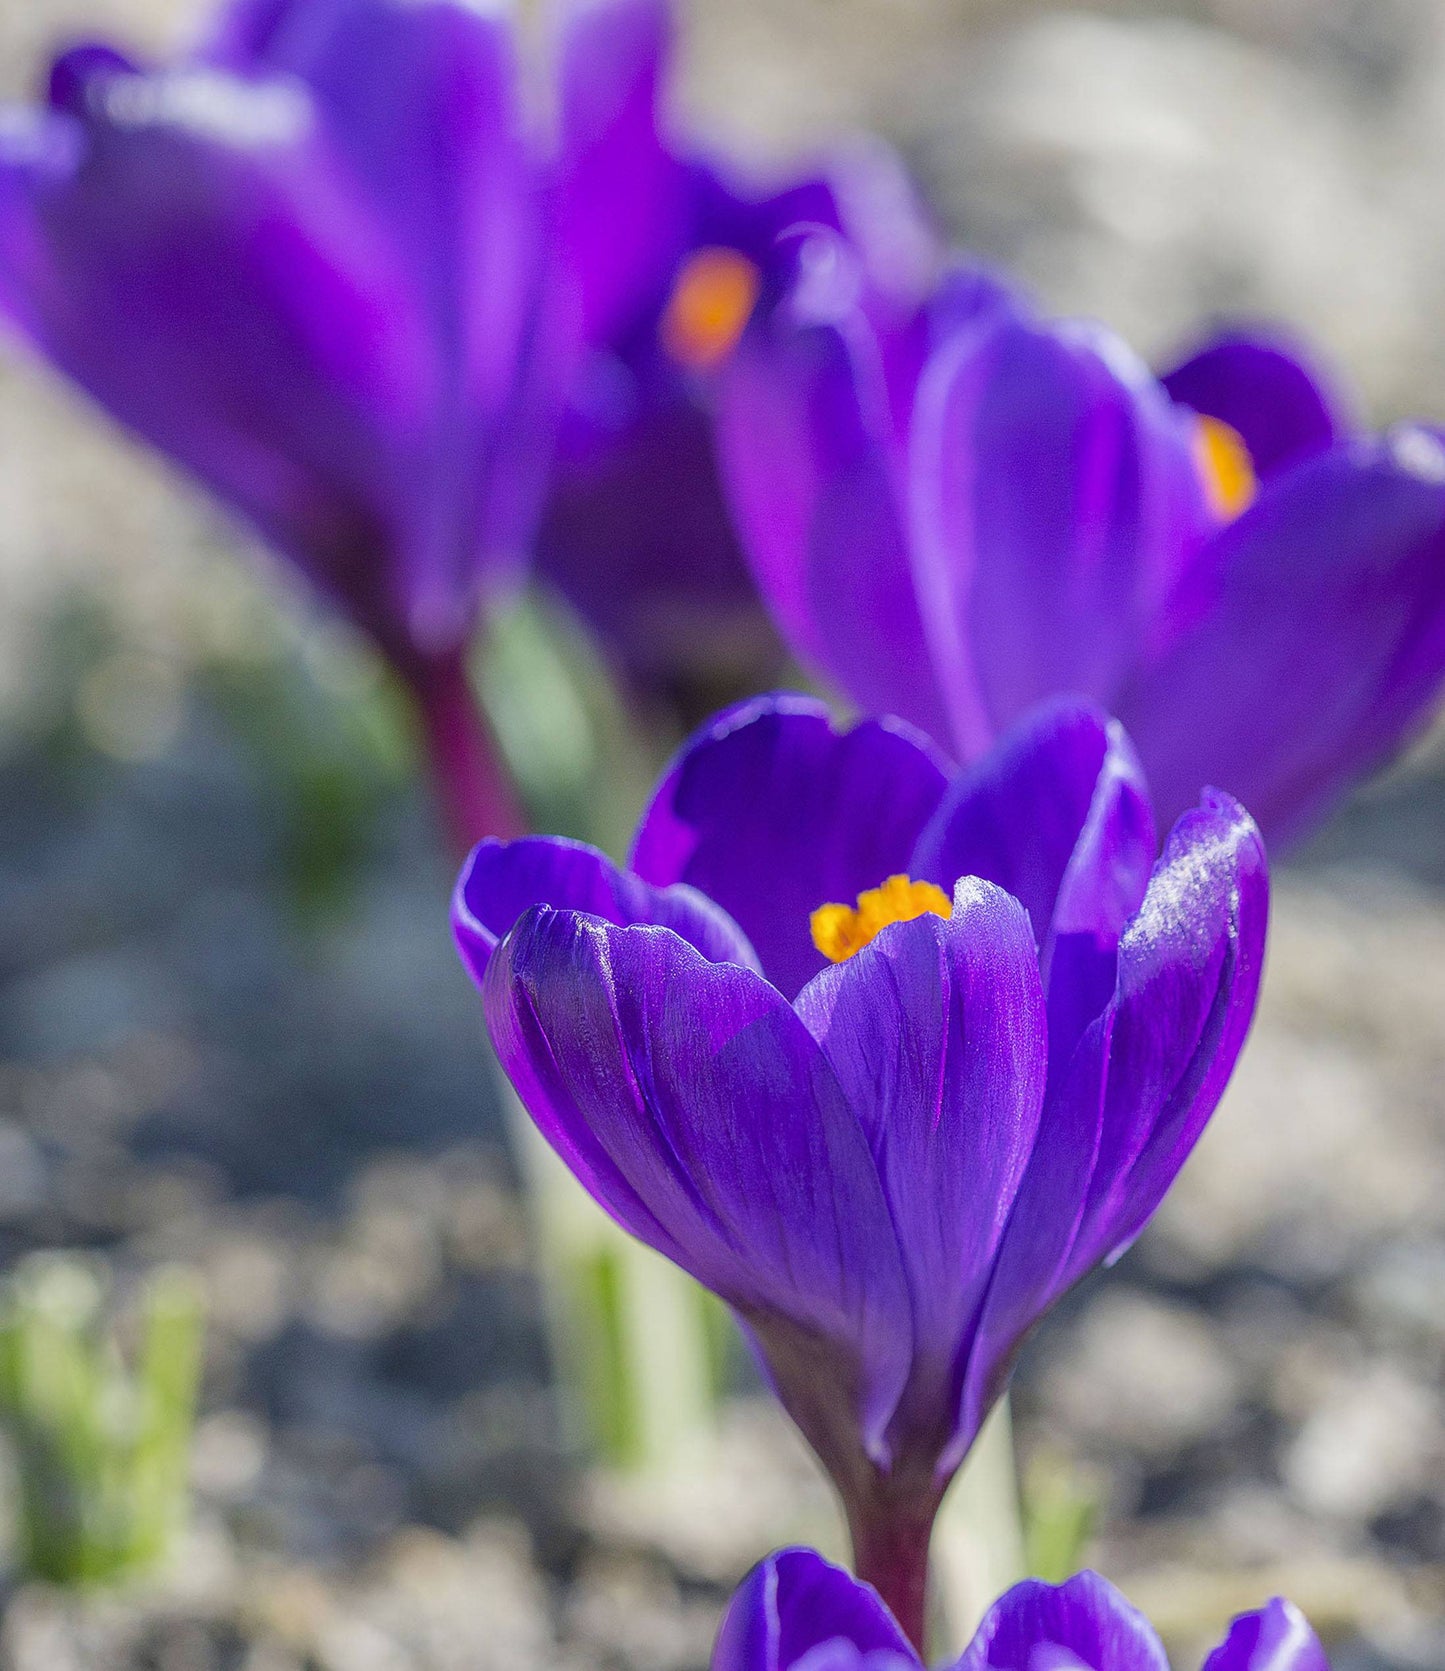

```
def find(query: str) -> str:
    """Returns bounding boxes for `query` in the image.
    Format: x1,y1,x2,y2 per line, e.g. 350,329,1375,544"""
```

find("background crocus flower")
714,235,1445,848
0,0,575,847
536,0,939,708
453,691,1268,1646
714,1548,1329,1671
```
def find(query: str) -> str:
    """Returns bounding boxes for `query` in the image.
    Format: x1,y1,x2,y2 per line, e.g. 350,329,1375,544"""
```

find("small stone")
192,1410,269,1500
1284,1362,1443,1519
1038,1291,1243,1459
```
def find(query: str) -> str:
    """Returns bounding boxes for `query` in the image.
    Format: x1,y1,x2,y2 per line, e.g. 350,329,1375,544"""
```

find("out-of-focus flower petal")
47,42,139,113
631,693,949,998
0,62,441,655
796,880,1046,1469
908,312,1208,756
711,244,1020,743
955,1571,1169,1671
1118,428,1445,842
196,0,293,65
1161,328,1347,480
692,138,939,309
198,0,557,643
451,834,759,984
0,107,82,339
714,237,958,748
1200,1599,1330,1671
483,907,913,1462
555,0,691,348
713,1549,918,1671
3,0,568,669
535,357,775,691
539,145,941,696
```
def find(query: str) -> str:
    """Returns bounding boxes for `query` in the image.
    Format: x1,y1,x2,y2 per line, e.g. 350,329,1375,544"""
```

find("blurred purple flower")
0,0,580,840
536,0,939,701
715,1548,1328,1671
714,235,1445,847
0,0,564,662
453,691,1268,1644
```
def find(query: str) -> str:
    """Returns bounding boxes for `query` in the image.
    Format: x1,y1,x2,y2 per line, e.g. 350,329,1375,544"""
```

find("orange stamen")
810,875,953,964
659,247,761,370
1194,414,1257,521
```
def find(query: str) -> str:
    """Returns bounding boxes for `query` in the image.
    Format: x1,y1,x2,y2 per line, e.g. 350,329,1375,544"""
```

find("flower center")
810,875,953,964
1194,414,1257,520
660,247,760,370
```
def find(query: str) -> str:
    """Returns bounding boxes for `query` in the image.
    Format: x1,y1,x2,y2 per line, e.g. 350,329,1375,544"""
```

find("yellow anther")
659,246,760,370
1194,414,1257,521
810,875,953,964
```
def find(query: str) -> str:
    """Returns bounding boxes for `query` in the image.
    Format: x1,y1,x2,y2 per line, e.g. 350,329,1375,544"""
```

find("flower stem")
402,646,525,852
847,1484,942,1657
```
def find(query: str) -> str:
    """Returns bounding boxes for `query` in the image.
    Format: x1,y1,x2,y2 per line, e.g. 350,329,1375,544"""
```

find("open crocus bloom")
715,1549,1328,1671
453,692,1268,1637
714,234,1445,847
538,0,938,698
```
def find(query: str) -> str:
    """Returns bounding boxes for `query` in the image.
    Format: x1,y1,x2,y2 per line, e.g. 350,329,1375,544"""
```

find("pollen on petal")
810,875,953,963
1194,413,1257,520
660,247,761,370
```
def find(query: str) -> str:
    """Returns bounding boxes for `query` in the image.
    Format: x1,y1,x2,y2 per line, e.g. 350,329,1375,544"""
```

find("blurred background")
1,0,1445,1666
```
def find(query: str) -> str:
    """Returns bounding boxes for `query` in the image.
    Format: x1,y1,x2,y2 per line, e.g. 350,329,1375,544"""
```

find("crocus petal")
1072,791,1268,1269
1117,428,1445,843
451,834,760,985
1200,1600,1330,1671
713,1549,918,1671
0,65,439,657
690,137,939,310
955,1572,1169,1671
908,312,1208,758
47,43,139,114
535,358,773,690
851,256,1028,492
911,701,1156,1011
201,0,557,643
199,0,300,65
631,694,950,999
485,908,913,1462
713,243,1020,752
5,4,569,667
715,1556,1324,1671
1161,328,1347,480
555,0,691,349
796,880,1046,1472
959,791,1267,1443
714,238,957,748
539,144,940,694
0,108,82,341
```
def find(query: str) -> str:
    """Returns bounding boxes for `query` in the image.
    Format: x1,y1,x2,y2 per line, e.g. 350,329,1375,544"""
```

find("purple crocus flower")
715,1548,1328,1670
452,691,1268,1645
714,234,1445,848
0,0,582,846
536,0,938,703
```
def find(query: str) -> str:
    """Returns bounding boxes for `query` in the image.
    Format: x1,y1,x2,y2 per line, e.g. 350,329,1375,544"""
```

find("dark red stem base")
847,1485,943,1657
403,647,524,854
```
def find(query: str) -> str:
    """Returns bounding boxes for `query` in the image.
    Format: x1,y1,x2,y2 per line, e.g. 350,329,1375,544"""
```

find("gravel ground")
1,1,1445,1668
